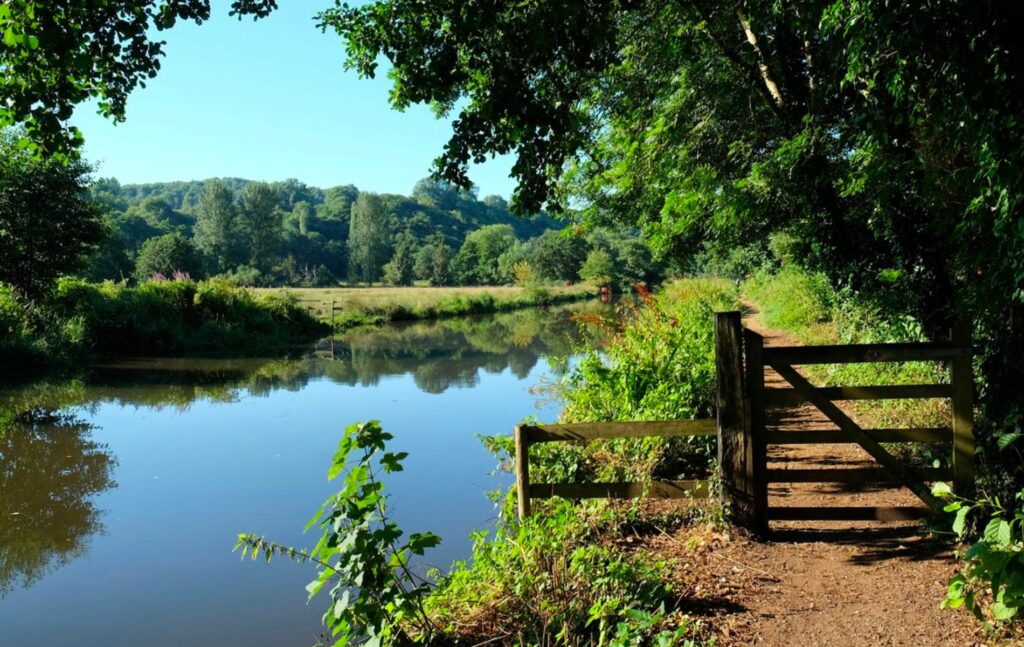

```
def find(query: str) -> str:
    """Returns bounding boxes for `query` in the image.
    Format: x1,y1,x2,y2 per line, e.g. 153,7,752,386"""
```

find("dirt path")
655,310,985,646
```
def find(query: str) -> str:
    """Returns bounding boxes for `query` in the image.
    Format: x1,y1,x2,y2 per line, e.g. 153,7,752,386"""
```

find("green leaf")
991,600,1018,620
953,505,971,536
997,432,1022,451
983,518,1012,547
932,482,953,498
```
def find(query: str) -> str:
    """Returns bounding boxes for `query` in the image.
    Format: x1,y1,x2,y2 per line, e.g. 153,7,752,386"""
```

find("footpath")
645,310,985,646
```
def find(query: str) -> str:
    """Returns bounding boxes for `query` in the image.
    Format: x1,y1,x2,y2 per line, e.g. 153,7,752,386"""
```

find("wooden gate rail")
741,320,974,531
513,419,715,519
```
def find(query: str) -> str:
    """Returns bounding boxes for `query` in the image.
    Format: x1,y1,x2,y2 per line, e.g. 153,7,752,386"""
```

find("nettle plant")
933,482,1024,624
235,421,441,646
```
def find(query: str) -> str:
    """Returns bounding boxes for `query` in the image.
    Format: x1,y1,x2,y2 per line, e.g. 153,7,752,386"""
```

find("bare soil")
645,311,991,646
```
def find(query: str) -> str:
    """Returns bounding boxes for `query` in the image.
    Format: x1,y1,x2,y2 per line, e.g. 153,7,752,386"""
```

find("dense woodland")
82,175,661,289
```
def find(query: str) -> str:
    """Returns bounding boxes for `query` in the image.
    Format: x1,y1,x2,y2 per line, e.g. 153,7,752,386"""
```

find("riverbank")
0,278,328,378
254,284,597,330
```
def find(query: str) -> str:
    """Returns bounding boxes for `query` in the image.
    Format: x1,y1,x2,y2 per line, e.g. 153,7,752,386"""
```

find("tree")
431,241,452,286
347,193,392,284
134,232,199,281
192,179,240,273
0,0,277,157
579,249,615,287
531,230,588,283
239,182,281,273
0,133,104,297
450,224,517,284
382,232,416,286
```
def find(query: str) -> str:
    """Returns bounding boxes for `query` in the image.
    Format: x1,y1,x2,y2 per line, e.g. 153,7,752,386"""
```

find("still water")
0,303,609,646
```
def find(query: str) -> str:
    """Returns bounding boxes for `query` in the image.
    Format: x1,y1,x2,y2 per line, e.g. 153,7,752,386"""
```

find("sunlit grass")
254,284,595,329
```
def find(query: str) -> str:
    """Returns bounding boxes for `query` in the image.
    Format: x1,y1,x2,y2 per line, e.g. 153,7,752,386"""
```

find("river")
0,301,612,647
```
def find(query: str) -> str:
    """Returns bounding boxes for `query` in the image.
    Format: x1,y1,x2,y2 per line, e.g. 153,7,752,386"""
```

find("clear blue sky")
70,1,517,198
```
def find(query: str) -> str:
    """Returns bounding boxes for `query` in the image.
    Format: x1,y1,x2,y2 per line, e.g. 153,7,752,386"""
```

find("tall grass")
532,278,741,484
743,266,949,445
0,278,327,372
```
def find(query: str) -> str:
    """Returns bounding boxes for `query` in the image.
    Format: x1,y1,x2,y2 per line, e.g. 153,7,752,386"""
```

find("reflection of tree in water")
15,301,617,415
0,408,117,596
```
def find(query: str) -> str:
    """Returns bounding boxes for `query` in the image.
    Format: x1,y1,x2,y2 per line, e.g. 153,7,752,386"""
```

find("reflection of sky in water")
0,305,608,647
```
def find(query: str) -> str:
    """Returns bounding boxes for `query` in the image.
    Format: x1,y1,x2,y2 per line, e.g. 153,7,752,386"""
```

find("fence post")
951,320,974,496
514,424,532,519
743,329,769,535
716,312,750,526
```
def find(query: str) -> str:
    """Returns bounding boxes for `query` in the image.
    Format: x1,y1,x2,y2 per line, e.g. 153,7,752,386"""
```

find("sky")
69,1,517,198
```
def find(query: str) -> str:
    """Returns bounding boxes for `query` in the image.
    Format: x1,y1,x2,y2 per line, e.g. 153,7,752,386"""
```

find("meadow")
255,284,595,329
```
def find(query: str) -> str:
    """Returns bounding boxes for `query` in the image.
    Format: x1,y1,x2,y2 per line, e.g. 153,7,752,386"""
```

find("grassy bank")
1,278,327,374
421,278,738,643
255,284,595,330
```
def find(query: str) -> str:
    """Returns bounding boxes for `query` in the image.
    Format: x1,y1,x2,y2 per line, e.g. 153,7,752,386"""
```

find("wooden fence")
513,310,975,533
513,420,715,519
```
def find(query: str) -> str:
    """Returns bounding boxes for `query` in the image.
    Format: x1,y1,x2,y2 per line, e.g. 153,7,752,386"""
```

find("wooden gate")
717,312,974,533
511,311,975,535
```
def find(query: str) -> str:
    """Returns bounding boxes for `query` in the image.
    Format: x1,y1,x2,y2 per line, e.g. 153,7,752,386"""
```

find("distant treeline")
85,177,663,289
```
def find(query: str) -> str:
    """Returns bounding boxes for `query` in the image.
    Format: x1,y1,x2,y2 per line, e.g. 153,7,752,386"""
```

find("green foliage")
236,421,440,645
12,277,327,360
426,501,702,646
240,181,282,273
580,249,616,286
133,232,200,282
549,278,740,483
0,0,277,157
383,233,416,286
531,229,590,283
236,422,705,646
934,483,1024,626
0,131,104,297
451,224,517,285
742,267,832,339
348,193,393,284
193,179,242,273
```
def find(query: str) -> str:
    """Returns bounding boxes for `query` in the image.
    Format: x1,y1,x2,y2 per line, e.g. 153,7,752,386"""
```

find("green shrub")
0,283,42,367
5,278,327,364
934,483,1024,626
238,421,705,647
548,278,740,483
427,501,700,646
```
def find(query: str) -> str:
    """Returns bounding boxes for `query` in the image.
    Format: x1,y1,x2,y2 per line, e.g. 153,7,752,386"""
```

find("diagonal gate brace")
771,363,940,510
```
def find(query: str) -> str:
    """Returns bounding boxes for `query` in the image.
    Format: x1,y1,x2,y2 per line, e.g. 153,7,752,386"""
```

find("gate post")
716,312,751,526
743,329,769,535
951,321,974,496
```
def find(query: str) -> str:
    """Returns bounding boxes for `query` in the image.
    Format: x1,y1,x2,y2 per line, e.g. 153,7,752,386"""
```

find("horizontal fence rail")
766,427,951,444
761,342,969,365
514,419,713,518
764,384,951,406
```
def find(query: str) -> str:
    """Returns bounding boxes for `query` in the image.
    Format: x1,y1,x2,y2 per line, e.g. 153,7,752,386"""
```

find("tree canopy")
0,133,104,297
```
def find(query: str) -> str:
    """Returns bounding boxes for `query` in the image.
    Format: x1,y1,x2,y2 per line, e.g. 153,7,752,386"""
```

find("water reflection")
0,301,612,642
53,301,611,407
0,407,117,596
